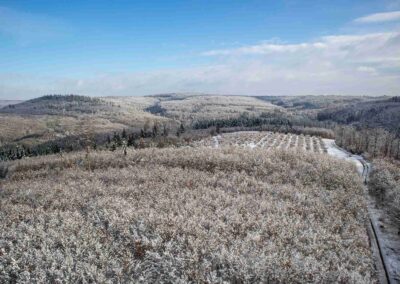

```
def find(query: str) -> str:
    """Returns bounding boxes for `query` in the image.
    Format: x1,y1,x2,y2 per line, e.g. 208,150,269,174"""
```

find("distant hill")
0,95,117,116
256,95,378,111
317,97,400,134
0,94,171,147
146,93,280,121
0,100,23,109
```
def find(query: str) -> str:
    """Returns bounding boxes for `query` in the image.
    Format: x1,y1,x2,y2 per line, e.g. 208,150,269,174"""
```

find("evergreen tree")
113,132,122,146
122,129,127,139
163,124,169,136
152,123,158,137
127,134,135,147
179,123,185,133
110,143,116,151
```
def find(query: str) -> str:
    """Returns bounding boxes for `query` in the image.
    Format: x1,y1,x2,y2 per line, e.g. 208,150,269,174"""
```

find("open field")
192,131,327,154
0,146,375,283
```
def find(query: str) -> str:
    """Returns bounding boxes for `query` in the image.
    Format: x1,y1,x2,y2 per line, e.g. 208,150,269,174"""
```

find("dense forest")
317,97,400,134
192,111,334,135
334,126,400,159
313,97,400,159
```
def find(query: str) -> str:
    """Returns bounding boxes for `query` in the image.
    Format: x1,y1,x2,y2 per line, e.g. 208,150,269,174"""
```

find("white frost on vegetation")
0,146,376,283
196,132,327,154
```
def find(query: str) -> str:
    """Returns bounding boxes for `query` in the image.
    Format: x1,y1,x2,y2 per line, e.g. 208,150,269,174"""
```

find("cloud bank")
354,10,400,23
0,9,399,98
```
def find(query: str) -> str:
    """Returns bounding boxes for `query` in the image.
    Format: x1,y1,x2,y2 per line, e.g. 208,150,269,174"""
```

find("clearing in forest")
192,131,327,154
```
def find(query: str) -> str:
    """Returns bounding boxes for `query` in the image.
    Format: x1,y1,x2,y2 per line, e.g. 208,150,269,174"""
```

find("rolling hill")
317,97,400,133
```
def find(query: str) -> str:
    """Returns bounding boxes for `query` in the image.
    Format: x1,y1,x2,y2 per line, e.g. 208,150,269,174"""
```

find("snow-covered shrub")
369,159,400,224
1,146,375,283
0,162,8,179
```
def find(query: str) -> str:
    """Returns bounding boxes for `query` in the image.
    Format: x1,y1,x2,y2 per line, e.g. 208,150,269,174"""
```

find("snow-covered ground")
212,135,221,148
323,139,400,283
322,139,364,175
197,132,326,153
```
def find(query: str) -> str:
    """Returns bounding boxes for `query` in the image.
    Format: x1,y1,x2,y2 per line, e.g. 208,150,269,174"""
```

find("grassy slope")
0,147,375,283
0,95,171,146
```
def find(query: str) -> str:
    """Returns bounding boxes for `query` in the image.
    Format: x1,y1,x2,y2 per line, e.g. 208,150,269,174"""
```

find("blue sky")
1,0,400,98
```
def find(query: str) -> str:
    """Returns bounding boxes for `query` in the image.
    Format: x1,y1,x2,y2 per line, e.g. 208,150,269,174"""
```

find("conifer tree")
122,129,127,139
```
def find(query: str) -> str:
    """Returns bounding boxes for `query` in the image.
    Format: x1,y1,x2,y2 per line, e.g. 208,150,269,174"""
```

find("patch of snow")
212,135,221,148
322,139,364,175
256,134,269,147
247,142,256,149
301,136,307,151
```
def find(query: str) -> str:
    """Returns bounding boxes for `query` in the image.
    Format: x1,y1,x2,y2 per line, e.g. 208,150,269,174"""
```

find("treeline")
0,122,185,161
194,112,325,129
30,94,101,103
0,136,89,161
335,126,400,159
193,112,334,138
193,114,290,129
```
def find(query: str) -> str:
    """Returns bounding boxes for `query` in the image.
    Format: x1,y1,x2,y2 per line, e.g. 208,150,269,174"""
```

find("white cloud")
202,42,326,56
203,32,399,58
354,10,400,23
357,66,377,74
1,30,399,98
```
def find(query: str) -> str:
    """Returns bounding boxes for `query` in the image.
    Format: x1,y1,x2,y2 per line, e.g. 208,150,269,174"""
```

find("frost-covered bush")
369,159,400,224
0,162,8,179
0,147,375,283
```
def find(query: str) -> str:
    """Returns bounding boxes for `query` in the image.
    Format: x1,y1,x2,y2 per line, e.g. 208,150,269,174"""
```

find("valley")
1,93,399,283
